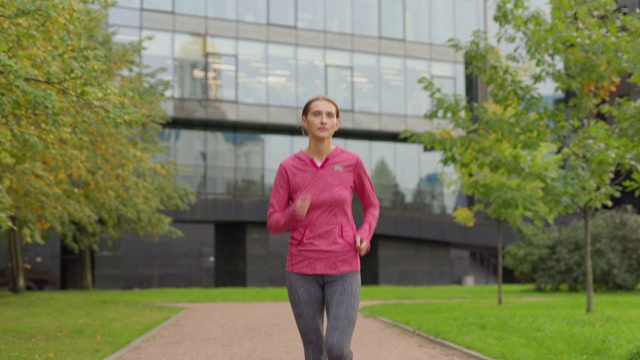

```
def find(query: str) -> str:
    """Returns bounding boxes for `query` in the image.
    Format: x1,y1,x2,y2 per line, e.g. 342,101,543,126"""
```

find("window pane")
371,141,397,207
352,0,378,36
326,0,352,33
205,37,238,101
238,0,266,23
326,66,353,111
345,139,371,169
174,33,205,99
207,0,236,20
108,7,140,27
380,0,404,39
142,29,174,97
176,0,206,16
112,26,140,44
405,0,428,42
432,1,454,45
268,44,296,106
395,143,420,206
353,53,380,113
116,0,140,8
237,40,267,104
264,134,293,186
269,0,295,26
326,50,352,110
296,47,325,107
206,54,237,101
455,0,481,44
298,0,324,30
417,151,448,214
406,58,430,116
432,61,454,77
433,76,455,96
380,56,405,115
142,0,172,11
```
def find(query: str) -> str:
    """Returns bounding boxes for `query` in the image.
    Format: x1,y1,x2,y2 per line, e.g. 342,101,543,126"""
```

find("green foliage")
505,208,640,291
0,0,194,289
404,0,640,312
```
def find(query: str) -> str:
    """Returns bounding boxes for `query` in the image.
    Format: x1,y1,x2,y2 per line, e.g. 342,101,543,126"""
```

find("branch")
24,76,82,100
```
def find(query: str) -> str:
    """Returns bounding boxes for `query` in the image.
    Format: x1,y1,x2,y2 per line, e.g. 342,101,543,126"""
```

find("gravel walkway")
106,302,489,360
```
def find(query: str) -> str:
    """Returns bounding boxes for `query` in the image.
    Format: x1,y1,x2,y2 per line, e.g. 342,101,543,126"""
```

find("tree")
407,0,640,312
404,40,561,305
0,0,193,291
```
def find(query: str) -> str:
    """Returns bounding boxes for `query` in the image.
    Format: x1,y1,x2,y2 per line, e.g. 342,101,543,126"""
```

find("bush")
504,207,640,291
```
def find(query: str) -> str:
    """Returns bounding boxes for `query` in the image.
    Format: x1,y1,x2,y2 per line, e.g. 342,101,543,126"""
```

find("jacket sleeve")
353,156,380,245
267,164,298,234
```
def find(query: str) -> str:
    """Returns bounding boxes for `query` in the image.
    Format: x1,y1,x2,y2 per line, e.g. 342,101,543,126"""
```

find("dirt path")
107,302,489,360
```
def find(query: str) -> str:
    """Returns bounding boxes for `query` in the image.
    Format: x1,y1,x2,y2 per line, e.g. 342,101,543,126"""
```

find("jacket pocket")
290,225,307,246
340,224,355,247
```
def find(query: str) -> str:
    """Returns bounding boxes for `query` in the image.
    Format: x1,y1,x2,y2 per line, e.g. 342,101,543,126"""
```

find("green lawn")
0,285,638,359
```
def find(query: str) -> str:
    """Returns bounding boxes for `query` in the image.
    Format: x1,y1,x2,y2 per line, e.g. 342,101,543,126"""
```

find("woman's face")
302,100,340,140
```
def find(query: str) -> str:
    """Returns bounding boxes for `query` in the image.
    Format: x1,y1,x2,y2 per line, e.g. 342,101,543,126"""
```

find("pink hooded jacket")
267,146,380,275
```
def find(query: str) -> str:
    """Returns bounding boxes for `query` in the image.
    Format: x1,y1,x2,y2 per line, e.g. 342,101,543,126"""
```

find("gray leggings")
286,271,361,360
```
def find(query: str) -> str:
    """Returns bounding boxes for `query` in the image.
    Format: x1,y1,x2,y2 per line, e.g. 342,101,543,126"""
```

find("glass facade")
115,0,485,45
160,128,464,214
131,31,464,115
109,0,481,215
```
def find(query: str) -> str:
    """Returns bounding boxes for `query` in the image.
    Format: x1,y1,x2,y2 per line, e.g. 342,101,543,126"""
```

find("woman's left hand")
355,235,369,257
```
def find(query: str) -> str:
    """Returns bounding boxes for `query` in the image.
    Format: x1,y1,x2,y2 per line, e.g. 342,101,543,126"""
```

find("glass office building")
0,1,519,290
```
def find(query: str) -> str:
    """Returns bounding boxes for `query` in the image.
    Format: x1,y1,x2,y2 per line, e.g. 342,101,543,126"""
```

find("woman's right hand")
295,196,311,219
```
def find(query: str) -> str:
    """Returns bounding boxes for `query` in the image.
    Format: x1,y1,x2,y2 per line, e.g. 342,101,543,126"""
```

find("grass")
0,285,638,359
363,292,640,360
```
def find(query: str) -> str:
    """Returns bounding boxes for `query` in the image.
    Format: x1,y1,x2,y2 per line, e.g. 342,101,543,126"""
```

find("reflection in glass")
206,37,237,101
431,1,454,45
238,0,266,23
269,0,295,26
297,47,325,107
353,0,378,36
345,139,371,170
142,0,171,11
206,54,237,101
433,76,455,96
327,66,353,110
268,44,296,106
353,54,380,113
174,33,205,99
163,128,464,214
112,26,140,44
326,0,352,33
264,134,292,186
207,0,236,20
380,56,405,115
406,58,430,116
175,0,206,16
405,0,429,43
108,7,140,27
380,0,404,39
238,40,267,104
455,0,481,44
116,0,140,8
395,143,419,205
297,0,324,30
371,141,397,207
142,29,174,97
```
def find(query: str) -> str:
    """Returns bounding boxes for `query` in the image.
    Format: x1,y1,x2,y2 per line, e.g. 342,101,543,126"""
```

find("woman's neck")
305,140,335,162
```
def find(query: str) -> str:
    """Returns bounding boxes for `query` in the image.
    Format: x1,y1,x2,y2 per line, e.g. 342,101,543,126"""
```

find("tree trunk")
497,219,503,306
80,248,93,290
584,207,594,313
8,217,25,294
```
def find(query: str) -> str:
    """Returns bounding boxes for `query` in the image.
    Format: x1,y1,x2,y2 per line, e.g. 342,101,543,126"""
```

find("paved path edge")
103,309,186,360
365,314,494,360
